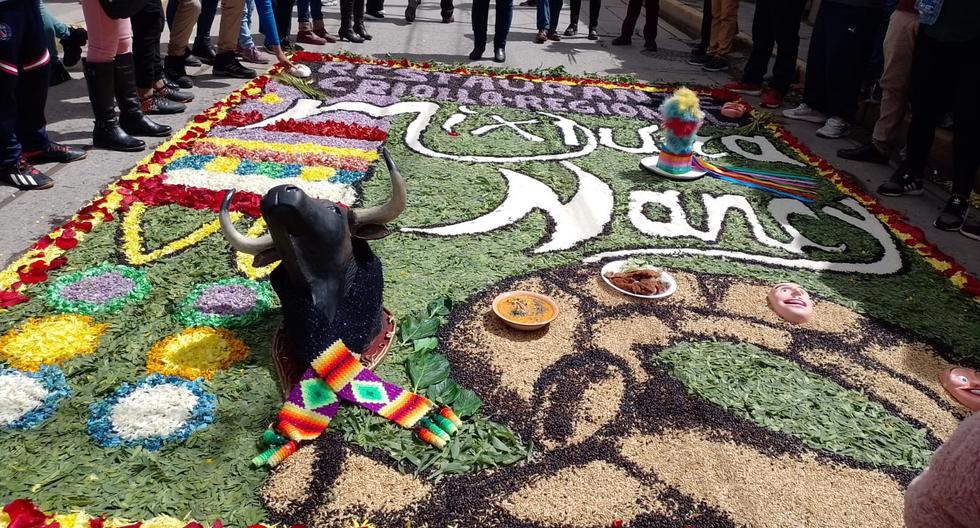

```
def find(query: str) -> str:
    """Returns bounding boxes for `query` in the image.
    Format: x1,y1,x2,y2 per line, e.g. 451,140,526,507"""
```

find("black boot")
50,62,72,86
353,0,372,40
339,0,364,42
112,53,172,138
83,59,145,152
164,54,193,88
192,36,217,65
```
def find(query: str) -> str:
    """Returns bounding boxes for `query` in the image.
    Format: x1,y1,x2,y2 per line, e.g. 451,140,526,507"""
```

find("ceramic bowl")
491,290,559,331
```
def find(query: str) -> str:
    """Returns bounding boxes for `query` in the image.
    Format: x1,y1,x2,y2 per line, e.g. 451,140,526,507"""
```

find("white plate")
640,154,706,181
600,260,677,299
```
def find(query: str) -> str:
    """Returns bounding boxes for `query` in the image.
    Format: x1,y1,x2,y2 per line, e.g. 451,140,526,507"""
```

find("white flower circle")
109,384,200,440
0,372,48,426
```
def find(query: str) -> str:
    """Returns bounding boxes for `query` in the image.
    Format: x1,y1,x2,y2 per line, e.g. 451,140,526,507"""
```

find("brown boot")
297,22,328,45
312,19,338,43
534,29,548,43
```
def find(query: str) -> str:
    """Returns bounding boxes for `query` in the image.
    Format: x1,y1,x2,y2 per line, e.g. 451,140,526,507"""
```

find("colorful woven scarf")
254,340,462,467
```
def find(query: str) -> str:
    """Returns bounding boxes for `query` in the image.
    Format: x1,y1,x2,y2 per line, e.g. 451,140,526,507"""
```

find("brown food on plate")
604,269,666,295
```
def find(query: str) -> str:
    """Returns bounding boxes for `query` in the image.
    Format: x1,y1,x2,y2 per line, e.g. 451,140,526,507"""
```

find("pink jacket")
904,412,980,527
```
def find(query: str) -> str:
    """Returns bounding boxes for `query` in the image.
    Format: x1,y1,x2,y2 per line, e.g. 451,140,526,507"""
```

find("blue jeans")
536,0,562,31
39,0,70,65
239,0,256,48
297,0,324,22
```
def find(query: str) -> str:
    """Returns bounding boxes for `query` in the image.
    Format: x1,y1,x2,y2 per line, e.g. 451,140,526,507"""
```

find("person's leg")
239,0,256,48
641,0,659,47
311,0,324,20
568,0,580,26
197,0,220,41
872,10,917,151
366,0,384,15
617,0,642,40
707,0,736,58
740,0,775,85
130,2,159,91
903,35,944,176
298,0,311,22
39,2,60,63
471,0,489,50
825,5,880,122
586,0,600,30
494,0,513,49
696,0,711,51
0,1,29,173
217,0,248,53
3,1,79,187
949,38,980,198
800,0,831,114
536,0,550,31
547,0,562,32
769,0,805,94
272,0,296,43
167,0,202,56
440,0,454,22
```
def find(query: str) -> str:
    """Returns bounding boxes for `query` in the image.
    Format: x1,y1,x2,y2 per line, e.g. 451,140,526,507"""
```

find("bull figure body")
220,147,406,369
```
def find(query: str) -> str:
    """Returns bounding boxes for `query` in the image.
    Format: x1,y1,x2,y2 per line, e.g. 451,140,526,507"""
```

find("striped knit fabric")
277,368,340,441
314,340,435,429
255,340,460,467
655,150,694,175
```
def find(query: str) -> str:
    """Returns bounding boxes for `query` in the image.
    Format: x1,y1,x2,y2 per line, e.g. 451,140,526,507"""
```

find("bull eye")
332,205,341,215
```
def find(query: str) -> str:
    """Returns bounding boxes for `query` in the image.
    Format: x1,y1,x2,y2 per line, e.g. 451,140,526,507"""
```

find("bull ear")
351,224,390,240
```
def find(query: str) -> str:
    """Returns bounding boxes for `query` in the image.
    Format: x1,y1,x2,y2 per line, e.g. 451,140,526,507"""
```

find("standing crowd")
1,0,978,239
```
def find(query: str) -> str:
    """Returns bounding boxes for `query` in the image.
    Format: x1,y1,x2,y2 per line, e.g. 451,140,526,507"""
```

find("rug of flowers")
1,52,979,528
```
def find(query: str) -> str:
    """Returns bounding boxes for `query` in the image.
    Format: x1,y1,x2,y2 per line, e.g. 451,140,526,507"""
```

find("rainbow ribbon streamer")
693,158,818,203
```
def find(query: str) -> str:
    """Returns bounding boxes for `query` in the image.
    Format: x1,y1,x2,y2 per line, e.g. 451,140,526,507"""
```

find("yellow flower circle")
0,314,108,370
146,327,250,380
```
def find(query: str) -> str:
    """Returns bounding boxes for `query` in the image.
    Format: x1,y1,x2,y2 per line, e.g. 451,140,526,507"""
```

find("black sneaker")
837,143,889,164
611,35,631,46
687,53,710,65
701,55,729,72
934,195,969,231
877,167,923,196
183,48,202,68
366,9,385,18
141,95,186,115
155,83,194,103
192,37,217,65
280,39,304,52
24,142,87,164
643,40,657,52
164,55,193,88
1,158,54,190
49,62,72,86
60,26,87,67
961,220,980,241
212,52,256,79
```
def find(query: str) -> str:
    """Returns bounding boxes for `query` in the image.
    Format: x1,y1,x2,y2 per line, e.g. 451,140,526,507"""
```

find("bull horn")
351,147,406,226
219,189,275,255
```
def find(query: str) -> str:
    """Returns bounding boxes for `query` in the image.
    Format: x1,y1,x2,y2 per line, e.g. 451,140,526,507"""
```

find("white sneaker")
816,116,850,139
782,103,827,124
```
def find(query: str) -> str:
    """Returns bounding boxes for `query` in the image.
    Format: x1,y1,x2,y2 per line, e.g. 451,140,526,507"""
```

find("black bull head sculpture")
219,147,405,364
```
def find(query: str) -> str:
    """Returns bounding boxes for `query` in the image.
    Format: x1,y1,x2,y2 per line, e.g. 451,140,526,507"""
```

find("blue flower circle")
87,374,216,450
0,365,70,430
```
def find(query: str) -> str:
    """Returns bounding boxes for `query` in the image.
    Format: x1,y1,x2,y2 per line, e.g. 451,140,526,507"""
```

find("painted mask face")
767,283,814,325
940,368,980,411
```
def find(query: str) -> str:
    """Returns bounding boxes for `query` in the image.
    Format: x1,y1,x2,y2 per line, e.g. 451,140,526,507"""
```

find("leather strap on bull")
253,340,462,467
